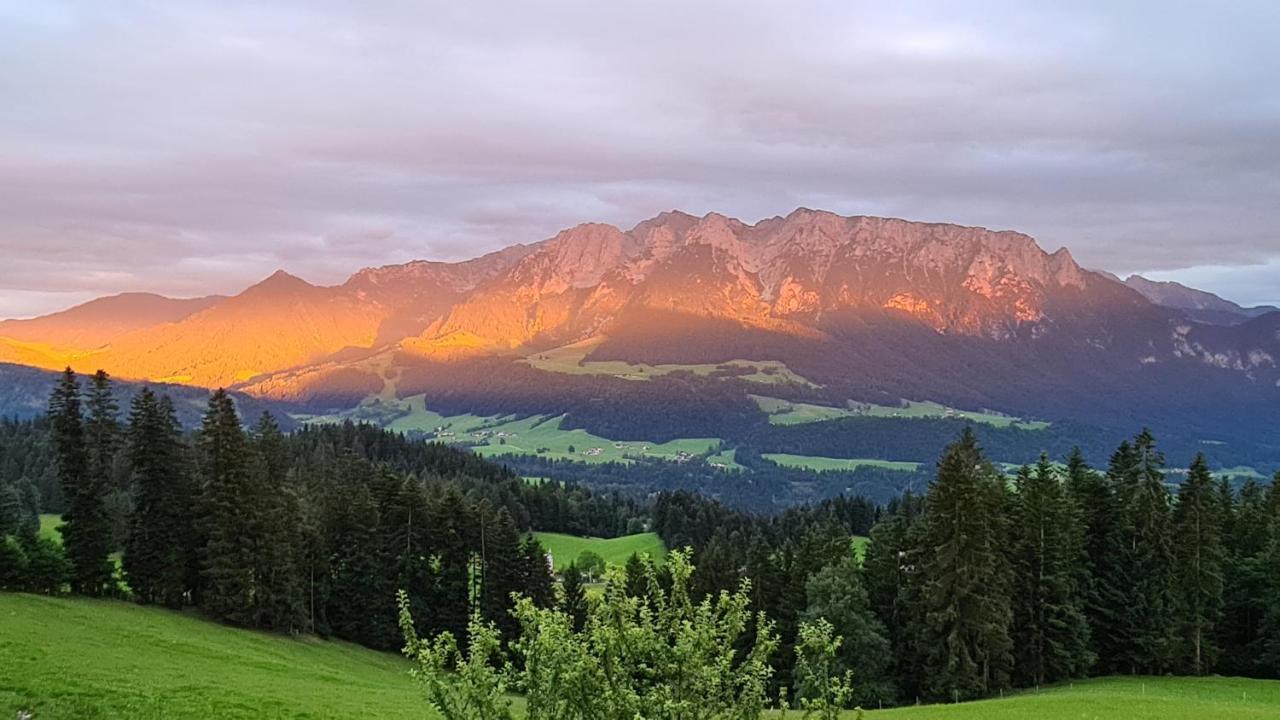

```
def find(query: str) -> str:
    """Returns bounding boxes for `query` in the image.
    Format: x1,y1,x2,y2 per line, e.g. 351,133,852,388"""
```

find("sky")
1,1,1278,318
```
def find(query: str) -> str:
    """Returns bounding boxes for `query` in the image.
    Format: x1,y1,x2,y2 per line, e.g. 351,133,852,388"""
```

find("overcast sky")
2,1,1278,318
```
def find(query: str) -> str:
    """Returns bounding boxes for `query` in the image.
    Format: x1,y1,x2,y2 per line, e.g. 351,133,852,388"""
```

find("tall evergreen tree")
1171,454,1225,674
123,388,193,606
248,412,306,631
1119,429,1176,674
864,504,927,701
480,506,524,642
196,389,257,623
919,428,1013,701
1008,455,1093,685
50,367,113,595
519,537,556,609
427,487,474,641
1219,479,1271,675
560,561,588,632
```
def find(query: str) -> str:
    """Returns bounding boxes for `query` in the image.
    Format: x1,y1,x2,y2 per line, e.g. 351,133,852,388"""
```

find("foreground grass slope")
866,676,1280,719
0,593,429,719
4,593,1279,719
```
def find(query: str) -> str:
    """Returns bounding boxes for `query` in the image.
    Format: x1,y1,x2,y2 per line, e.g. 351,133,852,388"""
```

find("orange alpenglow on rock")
0,209,1117,393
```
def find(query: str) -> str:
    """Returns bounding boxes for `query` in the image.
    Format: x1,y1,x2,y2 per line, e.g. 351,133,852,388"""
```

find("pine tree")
50,367,113,595
123,388,193,606
560,561,588,632
428,488,474,641
1120,430,1176,673
1218,479,1271,675
480,507,524,642
919,428,1013,701
196,389,256,623
519,537,555,609
1171,454,1225,674
1008,455,1093,685
248,412,306,631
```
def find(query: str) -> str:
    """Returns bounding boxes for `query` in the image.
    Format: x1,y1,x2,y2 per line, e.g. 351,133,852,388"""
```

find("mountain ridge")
1,208,1277,473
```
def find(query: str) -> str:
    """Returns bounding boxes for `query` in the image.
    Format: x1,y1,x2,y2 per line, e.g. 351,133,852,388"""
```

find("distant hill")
1125,274,1278,325
0,363,296,430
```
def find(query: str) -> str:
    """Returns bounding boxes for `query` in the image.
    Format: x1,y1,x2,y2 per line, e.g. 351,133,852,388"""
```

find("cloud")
1,0,1277,317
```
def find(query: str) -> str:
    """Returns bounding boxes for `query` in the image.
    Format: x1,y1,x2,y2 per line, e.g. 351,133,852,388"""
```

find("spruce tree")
248,412,305,631
1218,479,1270,675
427,488,474,641
123,388,193,606
1171,454,1225,674
560,561,588,632
1121,430,1176,673
480,507,524,642
196,389,256,623
1008,455,1093,685
919,428,1013,701
49,367,112,595
519,537,556,608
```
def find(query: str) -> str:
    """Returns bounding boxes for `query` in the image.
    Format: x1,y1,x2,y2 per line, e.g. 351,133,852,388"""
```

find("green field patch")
753,395,1049,430
299,395,725,466
523,337,819,387
532,531,667,572
706,447,744,470
39,513,62,543
764,453,922,473
0,593,464,720
854,675,1280,719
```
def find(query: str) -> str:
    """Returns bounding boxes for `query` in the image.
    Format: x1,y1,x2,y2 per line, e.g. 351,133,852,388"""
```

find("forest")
3,367,1280,712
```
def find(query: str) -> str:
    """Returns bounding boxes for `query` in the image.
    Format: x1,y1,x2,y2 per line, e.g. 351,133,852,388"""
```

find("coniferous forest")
3,367,1280,712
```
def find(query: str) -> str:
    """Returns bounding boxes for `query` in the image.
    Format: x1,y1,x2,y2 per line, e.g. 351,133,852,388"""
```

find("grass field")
4,593,1279,719
303,394,726,466
523,337,818,387
38,513,62,542
752,395,1049,430
764,453,923,473
860,676,1280,719
532,531,667,571
0,593,446,719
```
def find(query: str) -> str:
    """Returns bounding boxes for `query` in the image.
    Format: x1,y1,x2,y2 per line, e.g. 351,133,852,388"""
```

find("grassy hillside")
859,676,1280,719
302,394,724,465
0,593,442,719
752,395,1048,430
532,531,667,571
3,593,1278,719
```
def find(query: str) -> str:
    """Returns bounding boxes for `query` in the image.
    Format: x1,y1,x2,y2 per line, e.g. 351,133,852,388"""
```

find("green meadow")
3,593,1278,719
302,394,725,465
764,453,923,473
522,337,818,387
859,676,1280,719
752,395,1048,430
0,593,441,720
531,531,668,571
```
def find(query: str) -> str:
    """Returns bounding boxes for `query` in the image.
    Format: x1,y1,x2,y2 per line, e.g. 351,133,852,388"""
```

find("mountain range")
3,208,1278,472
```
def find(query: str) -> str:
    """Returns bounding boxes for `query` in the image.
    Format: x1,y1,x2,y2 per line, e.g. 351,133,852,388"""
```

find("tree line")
0,368,648,653
652,427,1280,708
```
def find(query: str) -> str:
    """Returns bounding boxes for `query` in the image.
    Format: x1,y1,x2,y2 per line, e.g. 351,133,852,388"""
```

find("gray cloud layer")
2,0,1278,318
